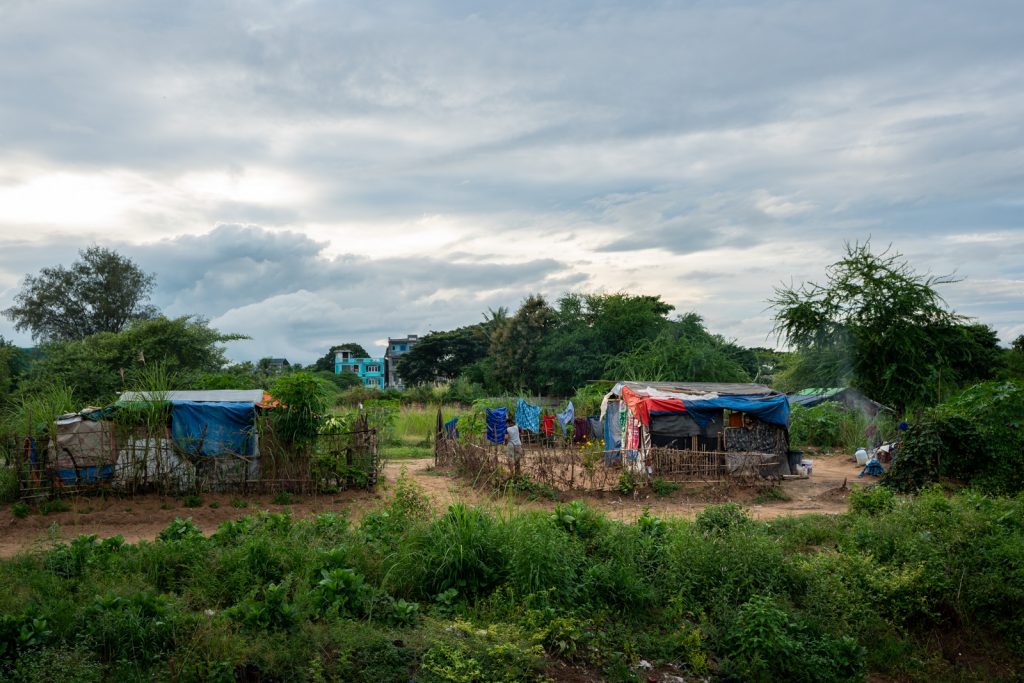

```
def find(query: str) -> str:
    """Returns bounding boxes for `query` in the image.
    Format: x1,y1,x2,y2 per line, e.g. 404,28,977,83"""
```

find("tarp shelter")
48,412,118,484
787,387,889,417
118,390,264,458
600,381,791,470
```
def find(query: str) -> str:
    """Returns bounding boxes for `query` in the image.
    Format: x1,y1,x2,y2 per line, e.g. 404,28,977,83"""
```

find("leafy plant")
617,469,639,495
650,477,680,496
11,501,29,518
182,494,203,508
273,491,295,505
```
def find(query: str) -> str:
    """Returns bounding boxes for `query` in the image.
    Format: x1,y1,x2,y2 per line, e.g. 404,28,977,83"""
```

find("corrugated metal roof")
118,389,265,404
618,381,779,396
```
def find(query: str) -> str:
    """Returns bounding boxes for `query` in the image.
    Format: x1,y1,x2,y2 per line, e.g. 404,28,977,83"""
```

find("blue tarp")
673,394,791,429
444,416,460,440
171,401,255,457
486,408,507,444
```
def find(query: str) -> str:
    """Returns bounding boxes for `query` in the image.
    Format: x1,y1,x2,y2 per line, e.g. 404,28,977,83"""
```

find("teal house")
334,349,386,388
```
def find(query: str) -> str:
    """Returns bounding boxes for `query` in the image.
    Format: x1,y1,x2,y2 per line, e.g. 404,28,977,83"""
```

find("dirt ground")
0,451,873,558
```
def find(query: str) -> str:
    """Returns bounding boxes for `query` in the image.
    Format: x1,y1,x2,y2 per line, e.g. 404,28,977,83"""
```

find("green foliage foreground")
2,484,1023,682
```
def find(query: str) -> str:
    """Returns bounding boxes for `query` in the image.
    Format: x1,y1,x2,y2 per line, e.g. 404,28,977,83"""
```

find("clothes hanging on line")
515,398,541,433
556,401,575,435
486,408,507,444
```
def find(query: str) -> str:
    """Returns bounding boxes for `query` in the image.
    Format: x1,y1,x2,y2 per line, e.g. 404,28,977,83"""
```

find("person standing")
505,416,523,475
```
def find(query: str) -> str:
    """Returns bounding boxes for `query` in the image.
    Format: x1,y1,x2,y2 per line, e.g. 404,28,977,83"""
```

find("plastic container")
855,448,868,466
800,459,814,476
788,450,804,475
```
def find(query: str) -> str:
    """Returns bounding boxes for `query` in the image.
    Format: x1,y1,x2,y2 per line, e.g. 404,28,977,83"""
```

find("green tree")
23,316,247,403
312,343,371,372
604,313,751,383
770,241,993,411
489,295,557,393
3,246,158,341
536,293,675,394
0,336,30,401
397,325,489,386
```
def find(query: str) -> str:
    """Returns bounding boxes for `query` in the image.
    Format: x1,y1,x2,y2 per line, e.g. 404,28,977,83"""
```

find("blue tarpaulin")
677,394,790,430
444,416,460,440
486,408,507,444
171,401,255,457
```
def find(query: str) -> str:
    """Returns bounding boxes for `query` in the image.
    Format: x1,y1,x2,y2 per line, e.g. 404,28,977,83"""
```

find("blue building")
334,349,386,388
384,334,419,389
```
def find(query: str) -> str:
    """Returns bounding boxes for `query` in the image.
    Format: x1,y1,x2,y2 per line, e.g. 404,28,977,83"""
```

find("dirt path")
0,452,873,557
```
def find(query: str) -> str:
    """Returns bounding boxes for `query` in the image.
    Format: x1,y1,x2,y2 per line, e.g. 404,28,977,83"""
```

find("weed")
695,502,751,535
849,486,895,515
230,497,248,508
11,501,29,518
617,469,639,495
209,501,220,509
0,467,18,504
753,486,791,504
183,494,203,508
273,491,294,505
39,498,71,515
650,477,680,496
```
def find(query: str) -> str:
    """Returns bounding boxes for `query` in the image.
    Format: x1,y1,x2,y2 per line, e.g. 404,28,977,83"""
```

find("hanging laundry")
572,417,590,444
587,416,602,440
541,414,555,436
556,401,575,435
444,416,460,440
515,398,541,433
486,408,507,444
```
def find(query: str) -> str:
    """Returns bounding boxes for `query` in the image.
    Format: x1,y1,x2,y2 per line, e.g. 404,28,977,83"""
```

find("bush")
0,468,18,504
695,503,751,535
11,502,29,519
883,415,987,493
849,486,896,515
650,478,680,496
789,402,871,451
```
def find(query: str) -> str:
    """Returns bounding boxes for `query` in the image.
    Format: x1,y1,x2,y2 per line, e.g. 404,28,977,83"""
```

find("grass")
0,484,1021,682
753,486,792,504
381,444,433,459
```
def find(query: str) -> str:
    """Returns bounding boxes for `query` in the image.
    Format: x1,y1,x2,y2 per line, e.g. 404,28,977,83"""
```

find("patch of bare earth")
0,451,875,557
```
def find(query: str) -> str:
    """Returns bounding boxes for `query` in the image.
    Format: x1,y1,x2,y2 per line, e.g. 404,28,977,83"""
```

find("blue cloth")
486,408,507,444
679,394,790,429
556,401,574,435
603,400,622,463
444,416,460,440
515,398,541,432
859,459,886,477
171,401,255,457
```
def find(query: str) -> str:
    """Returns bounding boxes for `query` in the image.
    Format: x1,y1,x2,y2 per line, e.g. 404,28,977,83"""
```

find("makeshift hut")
600,381,791,478
115,389,267,490
787,387,889,417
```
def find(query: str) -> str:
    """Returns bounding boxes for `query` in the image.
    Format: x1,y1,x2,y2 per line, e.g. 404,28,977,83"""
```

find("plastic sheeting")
171,401,255,457
556,401,575,435
679,394,790,429
486,408,507,444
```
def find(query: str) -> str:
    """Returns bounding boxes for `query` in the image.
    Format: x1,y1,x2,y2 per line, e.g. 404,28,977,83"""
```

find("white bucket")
855,448,868,466
800,459,813,476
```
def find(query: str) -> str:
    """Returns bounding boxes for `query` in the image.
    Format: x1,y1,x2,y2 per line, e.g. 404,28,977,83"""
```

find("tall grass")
1,485,1021,681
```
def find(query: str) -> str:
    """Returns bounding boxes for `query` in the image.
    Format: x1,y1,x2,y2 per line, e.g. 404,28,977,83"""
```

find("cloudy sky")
1,1,1022,363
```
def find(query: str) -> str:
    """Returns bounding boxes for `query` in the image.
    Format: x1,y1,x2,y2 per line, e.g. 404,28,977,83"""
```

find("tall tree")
397,325,489,386
3,246,158,341
23,315,247,403
770,241,990,411
489,295,557,393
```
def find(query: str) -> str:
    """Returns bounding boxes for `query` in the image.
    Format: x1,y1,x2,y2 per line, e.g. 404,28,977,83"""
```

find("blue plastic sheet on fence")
171,401,255,457
486,407,507,444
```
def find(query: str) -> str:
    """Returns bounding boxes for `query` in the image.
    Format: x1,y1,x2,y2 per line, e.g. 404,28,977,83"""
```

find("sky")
0,0,1021,364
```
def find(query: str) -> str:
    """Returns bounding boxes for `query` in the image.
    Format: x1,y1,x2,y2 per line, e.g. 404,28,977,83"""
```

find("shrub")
0,468,18,504
11,502,29,519
616,469,638,495
849,486,896,515
273,491,294,505
182,494,203,508
883,415,987,493
269,372,331,447
789,402,871,451
695,503,751,535
39,499,70,515
650,477,680,496
83,591,181,663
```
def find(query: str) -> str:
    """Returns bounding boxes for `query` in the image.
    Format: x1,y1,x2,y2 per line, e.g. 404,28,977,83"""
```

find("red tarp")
619,385,686,427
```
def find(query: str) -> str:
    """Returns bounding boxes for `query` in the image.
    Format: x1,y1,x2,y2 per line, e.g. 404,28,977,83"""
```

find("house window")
365,364,380,373
400,344,407,352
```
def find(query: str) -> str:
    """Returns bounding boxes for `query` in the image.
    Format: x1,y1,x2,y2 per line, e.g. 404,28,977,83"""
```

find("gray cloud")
0,1,1022,356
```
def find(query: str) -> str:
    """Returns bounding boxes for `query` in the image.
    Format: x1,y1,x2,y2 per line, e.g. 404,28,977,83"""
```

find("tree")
489,295,557,393
3,246,158,341
312,343,371,372
0,336,30,401
604,313,751,383
397,325,489,386
770,241,990,411
23,315,247,403
535,293,675,394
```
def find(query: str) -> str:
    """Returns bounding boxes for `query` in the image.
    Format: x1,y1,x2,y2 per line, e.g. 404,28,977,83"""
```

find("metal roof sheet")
118,389,265,404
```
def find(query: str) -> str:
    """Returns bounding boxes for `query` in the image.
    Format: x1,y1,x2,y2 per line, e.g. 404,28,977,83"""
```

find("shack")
600,381,791,477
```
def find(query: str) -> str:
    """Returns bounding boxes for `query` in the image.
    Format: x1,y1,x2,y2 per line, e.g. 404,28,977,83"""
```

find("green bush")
695,502,751,535
650,478,680,496
883,415,987,493
11,502,29,519
849,486,896,515
789,402,871,451
0,468,18,504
